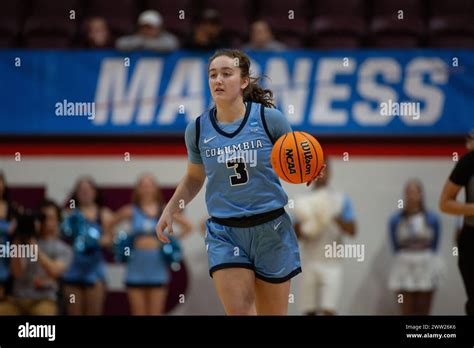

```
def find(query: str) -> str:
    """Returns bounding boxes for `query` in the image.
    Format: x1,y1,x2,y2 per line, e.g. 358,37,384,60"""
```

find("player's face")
76,180,97,205
209,56,248,104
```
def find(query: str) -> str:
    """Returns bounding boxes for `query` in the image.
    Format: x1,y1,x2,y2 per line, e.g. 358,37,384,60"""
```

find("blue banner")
0,49,473,135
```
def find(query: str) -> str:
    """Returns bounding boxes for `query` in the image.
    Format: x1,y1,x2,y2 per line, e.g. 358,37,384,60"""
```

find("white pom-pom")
294,188,344,239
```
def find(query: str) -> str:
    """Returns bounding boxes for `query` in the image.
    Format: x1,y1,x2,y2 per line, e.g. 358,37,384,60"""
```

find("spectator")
0,200,72,315
293,160,357,315
81,17,113,49
388,179,444,315
61,176,114,315
116,10,179,52
183,9,230,50
0,172,17,302
112,173,192,315
242,20,286,51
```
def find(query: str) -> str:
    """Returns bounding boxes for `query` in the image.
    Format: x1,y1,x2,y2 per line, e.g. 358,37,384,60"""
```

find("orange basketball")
271,131,324,184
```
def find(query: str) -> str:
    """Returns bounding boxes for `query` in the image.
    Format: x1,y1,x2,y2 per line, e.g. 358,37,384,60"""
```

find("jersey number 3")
226,158,249,186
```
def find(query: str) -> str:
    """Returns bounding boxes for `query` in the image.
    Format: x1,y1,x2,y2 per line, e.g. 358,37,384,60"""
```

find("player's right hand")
306,164,326,187
155,209,173,244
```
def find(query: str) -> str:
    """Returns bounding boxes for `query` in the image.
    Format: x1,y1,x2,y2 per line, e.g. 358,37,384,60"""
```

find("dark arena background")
0,0,473,346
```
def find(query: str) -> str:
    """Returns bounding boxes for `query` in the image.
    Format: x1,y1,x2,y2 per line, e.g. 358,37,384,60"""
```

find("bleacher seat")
256,0,310,48
23,16,77,48
201,0,254,46
428,0,474,47
309,0,366,48
370,0,424,48
0,1,25,47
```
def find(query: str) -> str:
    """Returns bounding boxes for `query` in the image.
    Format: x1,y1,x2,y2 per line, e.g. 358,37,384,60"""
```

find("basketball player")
439,132,474,315
112,174,192,315
156,49,324,315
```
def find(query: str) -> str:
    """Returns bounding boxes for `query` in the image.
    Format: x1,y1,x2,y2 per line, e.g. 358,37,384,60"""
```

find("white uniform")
388,212,444,292
294,187,353,313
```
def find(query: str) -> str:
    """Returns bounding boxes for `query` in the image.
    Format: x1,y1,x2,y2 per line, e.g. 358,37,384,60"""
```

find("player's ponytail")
208,49,276,108
243,75,275,108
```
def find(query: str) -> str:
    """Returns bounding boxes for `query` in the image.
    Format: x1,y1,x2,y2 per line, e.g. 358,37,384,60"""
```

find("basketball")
271,131,324,184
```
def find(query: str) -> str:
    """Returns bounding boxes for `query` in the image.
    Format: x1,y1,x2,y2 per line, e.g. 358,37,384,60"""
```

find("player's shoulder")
185,118,197,134
261,105,285,121
185,110,207,135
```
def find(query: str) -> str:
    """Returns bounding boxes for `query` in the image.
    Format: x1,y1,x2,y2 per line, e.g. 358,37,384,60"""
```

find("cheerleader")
62,177,114,315
388,179,443,315
113,174,192,315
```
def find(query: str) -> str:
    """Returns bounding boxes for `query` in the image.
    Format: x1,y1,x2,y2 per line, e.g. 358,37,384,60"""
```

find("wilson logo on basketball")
285,149,296,174
271,131,324,184
301,141,313,176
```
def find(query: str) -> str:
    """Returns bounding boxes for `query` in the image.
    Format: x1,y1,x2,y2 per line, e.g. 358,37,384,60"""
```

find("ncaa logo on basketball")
285,149,296,174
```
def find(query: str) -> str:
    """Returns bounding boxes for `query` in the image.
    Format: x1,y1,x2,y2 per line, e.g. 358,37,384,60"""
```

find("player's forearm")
439,200,474,216
165,175,204,215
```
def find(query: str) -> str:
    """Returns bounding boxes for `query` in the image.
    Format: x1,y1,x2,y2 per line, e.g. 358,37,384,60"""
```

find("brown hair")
402,178,426,216
70,176,102,207
208,49,275,108
131,174,163,207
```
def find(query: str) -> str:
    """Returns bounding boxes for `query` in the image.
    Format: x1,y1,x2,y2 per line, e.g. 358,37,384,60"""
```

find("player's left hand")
306,164,326,187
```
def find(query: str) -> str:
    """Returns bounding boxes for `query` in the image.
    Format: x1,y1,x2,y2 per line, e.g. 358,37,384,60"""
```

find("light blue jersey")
186,101,301,283
125,205,170,286
131,205,159,238
185,101,291,219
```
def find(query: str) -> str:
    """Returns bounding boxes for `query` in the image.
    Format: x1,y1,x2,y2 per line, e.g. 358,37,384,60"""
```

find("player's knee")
225,294,255,315
226,304,255,315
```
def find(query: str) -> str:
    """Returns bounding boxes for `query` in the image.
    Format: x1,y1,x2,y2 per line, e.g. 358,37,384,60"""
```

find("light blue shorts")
205,211,301,283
